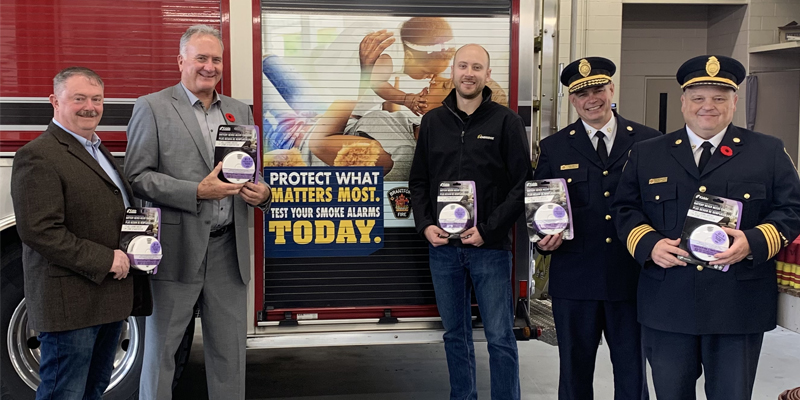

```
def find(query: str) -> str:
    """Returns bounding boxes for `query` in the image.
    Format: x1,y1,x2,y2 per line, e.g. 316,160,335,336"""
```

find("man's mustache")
77,110,99,117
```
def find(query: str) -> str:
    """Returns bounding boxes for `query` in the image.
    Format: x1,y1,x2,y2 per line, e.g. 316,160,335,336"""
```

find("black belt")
210,225,231,237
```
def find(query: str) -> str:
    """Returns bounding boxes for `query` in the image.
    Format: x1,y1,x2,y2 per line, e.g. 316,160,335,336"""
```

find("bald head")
454,44,490,69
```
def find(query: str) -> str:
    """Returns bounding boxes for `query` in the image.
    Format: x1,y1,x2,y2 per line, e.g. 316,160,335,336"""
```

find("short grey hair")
53,67,104,95
180,24,224,56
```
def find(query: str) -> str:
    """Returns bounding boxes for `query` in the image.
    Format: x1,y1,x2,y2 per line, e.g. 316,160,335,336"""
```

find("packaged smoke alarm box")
524,179,574,243
677,193,742,271
215,125,260,184
120,207,162,274
436,181,476,239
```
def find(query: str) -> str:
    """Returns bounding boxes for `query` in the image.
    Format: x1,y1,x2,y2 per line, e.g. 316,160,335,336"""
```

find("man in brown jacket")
11,67,151,400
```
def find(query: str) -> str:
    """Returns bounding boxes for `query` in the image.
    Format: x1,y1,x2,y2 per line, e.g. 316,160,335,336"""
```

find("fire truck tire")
1,228,145,400
1,229,33,399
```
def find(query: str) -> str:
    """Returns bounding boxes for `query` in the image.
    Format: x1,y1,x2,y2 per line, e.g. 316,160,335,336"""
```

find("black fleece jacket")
409,86,533,250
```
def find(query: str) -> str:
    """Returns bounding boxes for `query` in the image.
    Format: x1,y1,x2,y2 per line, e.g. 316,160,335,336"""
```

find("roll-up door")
258,0,513,320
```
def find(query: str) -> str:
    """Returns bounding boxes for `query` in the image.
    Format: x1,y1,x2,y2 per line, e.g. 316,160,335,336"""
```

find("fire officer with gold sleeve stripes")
612,55,800,400
533,57,660,400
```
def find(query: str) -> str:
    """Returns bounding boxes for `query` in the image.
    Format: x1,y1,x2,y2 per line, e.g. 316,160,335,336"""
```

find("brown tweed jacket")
11,123,152,332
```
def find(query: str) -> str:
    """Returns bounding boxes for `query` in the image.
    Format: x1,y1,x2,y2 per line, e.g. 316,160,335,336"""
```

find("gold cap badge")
706,56,720,77
579,59,591,78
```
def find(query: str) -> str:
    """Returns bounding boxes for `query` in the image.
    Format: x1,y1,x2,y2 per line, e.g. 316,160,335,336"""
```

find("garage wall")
619,4,709,128
557,0,624,128
707,5,748,127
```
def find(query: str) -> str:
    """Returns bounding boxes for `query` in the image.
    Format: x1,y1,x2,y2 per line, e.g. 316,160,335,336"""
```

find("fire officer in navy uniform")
533,57,660,400
612,55,800,400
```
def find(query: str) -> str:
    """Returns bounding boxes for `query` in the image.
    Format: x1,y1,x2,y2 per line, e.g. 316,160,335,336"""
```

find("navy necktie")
595,132,608,165
698,141,713,173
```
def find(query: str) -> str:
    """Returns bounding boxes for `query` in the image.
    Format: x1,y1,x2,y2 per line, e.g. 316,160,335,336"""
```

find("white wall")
620,4,709,125
230,1,255,104
558,0,623,127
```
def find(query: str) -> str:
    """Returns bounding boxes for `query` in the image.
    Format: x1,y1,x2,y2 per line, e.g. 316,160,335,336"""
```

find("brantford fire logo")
388,187,412,219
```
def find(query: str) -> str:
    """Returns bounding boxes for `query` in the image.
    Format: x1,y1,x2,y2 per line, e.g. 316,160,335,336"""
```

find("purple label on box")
224,171,254,179
690,243,719,257
712,230,727,245
241,155,254,169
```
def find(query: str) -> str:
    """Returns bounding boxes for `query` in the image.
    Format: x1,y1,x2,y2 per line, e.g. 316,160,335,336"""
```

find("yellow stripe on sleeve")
755,223,781,259
627,224,655,257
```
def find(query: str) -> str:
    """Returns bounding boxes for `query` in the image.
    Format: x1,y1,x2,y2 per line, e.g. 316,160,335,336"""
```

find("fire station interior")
177,1,800,398
1,0,800,398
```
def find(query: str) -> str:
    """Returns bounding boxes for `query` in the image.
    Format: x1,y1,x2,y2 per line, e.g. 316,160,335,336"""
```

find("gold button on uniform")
605,215,612,221
733,137,741,143
744,193,751,199
567,178,573,183
569,130,576,136
699,186,706,193
603,170,609,176
655,195,660,200
604,191,610,198
697,265,704,271
606,237,612,243
627,126,633,132
675,139,682,145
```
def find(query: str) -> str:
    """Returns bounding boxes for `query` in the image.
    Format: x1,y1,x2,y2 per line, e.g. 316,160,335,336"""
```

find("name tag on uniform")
560,164,579,170
648,177,668,185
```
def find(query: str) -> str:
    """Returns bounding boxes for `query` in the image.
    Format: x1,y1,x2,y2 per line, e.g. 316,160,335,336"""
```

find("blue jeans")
429,245,520,400
36,321,123,400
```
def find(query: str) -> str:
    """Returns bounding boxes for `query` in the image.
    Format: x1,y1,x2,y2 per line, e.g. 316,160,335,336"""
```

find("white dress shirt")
583,116,617,155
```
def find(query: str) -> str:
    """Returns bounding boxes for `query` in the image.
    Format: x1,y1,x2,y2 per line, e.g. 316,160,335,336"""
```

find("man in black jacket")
409,44,532,400
533,57,660,400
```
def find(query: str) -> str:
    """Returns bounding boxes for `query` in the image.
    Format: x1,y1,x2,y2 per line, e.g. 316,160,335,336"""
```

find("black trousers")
642,325,764,400
552,297,648,400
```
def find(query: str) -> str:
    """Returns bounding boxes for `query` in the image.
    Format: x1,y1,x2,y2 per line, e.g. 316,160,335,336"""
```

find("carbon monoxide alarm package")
525,179,574,243
436,181,476,239
120,207,162,274
677,193,742,271
214,125,260,184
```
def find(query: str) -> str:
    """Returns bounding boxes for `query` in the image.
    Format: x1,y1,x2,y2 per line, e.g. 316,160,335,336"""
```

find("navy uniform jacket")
613,124,800,334
534,113,661,301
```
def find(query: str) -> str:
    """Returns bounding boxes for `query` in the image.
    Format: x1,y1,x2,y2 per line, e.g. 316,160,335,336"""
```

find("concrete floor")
174,325,800,399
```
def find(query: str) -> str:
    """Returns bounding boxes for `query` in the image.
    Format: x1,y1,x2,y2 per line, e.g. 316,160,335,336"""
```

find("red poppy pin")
720,145,733,157
225,113,235,123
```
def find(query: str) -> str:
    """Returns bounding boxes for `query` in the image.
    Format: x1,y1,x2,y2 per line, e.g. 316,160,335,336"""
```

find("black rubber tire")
1,228,34,399
1,228,145,400
172,316,196,391
101,316,145,400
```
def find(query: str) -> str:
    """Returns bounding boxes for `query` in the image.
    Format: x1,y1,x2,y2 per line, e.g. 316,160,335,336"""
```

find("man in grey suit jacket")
125,25,271,399
11,67,152,399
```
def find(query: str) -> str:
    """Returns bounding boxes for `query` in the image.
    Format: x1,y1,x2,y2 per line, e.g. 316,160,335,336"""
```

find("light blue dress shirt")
54,119,131,208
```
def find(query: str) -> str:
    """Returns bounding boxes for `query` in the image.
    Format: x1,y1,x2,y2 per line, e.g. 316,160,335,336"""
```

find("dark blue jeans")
429,245,520,400
36,320,123,400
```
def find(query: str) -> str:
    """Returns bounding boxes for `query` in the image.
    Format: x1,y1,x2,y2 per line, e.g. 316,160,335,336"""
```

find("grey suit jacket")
125,83,265,284
11,123,152,332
